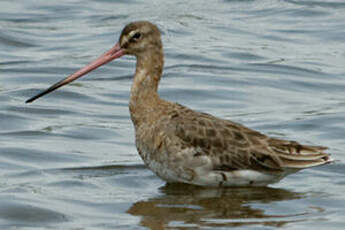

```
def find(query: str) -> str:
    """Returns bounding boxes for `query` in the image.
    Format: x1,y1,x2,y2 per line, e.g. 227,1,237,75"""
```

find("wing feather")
169,103,332,172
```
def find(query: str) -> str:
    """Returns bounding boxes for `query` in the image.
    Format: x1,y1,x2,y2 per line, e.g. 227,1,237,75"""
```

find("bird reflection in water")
127,184,321,229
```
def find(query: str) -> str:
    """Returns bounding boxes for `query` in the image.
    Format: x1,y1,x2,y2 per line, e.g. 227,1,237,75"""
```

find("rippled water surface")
1,0,345,229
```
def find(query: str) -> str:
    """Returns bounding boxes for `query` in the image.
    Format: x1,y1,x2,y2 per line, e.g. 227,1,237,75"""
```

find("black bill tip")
25,80,65,103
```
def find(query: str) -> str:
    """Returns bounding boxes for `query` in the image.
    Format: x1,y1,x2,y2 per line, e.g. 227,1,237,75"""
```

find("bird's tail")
268,139,333,169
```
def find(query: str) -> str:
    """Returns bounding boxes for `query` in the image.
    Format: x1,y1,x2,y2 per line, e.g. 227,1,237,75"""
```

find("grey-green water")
1,0,345,229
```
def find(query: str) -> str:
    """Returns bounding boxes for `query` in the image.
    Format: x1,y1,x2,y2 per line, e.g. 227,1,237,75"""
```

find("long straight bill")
26,43,124,103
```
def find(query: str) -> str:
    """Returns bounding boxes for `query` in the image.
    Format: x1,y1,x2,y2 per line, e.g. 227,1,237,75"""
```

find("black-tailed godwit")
26,21,333,187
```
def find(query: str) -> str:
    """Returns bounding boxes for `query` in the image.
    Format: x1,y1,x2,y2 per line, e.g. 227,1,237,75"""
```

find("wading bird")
26,21,332,187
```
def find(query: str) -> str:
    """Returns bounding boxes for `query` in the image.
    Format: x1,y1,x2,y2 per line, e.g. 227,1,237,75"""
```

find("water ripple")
0,0,344,229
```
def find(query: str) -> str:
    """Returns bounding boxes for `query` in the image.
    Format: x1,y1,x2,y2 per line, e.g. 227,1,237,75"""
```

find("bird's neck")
129,49,164,126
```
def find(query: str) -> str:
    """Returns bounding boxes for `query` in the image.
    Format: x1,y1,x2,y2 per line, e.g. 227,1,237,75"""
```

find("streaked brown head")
119,21,162,56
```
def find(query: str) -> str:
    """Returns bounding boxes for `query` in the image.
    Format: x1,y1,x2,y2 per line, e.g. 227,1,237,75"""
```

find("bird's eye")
131,32,141,41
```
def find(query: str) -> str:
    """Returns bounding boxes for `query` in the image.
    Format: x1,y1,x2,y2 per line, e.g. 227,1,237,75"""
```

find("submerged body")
26,21,332,187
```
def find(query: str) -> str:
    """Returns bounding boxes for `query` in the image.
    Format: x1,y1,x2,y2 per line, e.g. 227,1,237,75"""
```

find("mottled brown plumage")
26,21,333,187
119,22,332,186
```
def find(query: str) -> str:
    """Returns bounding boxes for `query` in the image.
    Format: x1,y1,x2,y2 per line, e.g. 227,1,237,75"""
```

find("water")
1,0,345,229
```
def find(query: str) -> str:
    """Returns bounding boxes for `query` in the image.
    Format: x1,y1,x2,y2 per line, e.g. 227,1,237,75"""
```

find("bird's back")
134,101,332,186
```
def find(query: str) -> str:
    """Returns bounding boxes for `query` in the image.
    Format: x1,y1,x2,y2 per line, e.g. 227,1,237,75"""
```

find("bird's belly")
137,147,284,187
137,152,178,183
145,158,182,183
